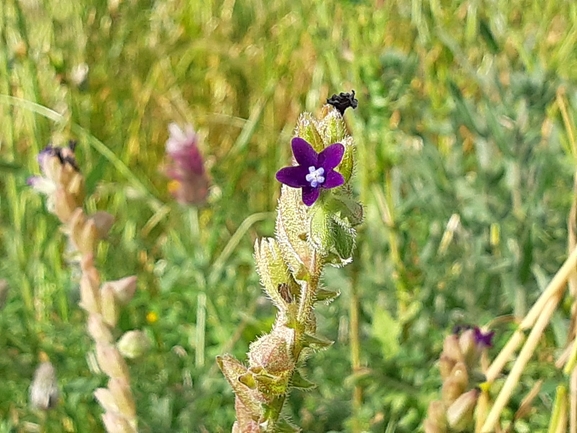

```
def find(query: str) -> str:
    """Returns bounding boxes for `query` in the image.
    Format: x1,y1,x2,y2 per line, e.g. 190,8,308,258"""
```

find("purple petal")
323,171,345,189
318,143,344,171
291,137,318,166
474,327,494,348
276,166,309,188
302,186,320,206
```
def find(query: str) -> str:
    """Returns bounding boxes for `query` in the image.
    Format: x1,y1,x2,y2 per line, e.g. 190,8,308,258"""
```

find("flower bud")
426,400,447,429
233,398,263,433
80,273,101,315
102,412,136,433
441,362,469,406
217,354,266,418
459,328,478,368
101,283,119,328
446,389,479,431
249,328,295,375
96,343,129,379
94,387,118,413
254,238,295,312
90,211,115,239
442,334,464,363
107,276,137,306
295,112,324,153
423,418,445,433
439,354,456,380
117,330,150,359
87,313,113,343
54,187,78,224
80,254,100,282
30,362,59,410
69,209,97,255
108,377,136,418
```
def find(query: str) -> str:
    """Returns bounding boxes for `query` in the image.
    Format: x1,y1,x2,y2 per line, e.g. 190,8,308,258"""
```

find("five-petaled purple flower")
276,137,345,206
474,327,495,348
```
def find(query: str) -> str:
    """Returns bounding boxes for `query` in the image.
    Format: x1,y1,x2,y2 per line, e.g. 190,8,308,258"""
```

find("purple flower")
28,146,59,195
165,123,209,206
275,137,345,206
474,327,495,348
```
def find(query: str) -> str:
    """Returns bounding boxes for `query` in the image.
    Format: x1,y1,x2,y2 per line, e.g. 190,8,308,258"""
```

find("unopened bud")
248,329,295,375
423,418,445,433
441,363,469,406
70,209,97,255
94,387,118,413
30,362,59,410
101,284,119,328
426,400,447,429
107,276,137,306
459,329,477,368
96,343,129,379
442,334,464,363
439,354,456,380
117,330,150,359
217,354,265,418
80,274,101,315
87,314,113,343
90,211,115,239
102,412,136,433
108,377,136,418
446,389,479,431
54,187,78,224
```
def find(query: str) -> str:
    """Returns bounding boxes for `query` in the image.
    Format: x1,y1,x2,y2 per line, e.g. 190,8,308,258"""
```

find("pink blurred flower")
165,123,209,206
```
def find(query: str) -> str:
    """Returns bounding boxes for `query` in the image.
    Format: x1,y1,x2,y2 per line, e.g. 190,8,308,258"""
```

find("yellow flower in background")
146,311,158,324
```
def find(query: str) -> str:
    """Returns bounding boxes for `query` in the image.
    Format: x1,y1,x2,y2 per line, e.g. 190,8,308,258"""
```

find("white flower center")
306,166,325,188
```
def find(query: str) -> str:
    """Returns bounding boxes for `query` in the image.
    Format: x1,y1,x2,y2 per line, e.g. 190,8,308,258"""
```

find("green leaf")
290,370,316,390
329,215,356,264
301,332,333,349
315,288,340,303
479,19,499,54
274,418,300,433
371,308,401,360
328,188,364,227
309,204,332,255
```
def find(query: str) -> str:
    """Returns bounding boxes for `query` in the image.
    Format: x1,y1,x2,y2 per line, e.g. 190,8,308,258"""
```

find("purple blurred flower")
275,137,345,206
165,123,209,206
453,324,494,348
28,146,60,195
474,327,495,348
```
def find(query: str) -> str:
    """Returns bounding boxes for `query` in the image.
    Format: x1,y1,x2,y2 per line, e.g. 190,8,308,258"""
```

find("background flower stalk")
30,143,146,433
218,94,360,432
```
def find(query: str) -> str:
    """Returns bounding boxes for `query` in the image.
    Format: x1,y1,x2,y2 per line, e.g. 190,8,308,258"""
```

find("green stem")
268,253,321,430
349,259,362,433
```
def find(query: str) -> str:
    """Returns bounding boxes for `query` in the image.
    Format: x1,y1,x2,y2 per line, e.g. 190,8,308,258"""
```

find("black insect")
327,90,358,115
46,140,80,172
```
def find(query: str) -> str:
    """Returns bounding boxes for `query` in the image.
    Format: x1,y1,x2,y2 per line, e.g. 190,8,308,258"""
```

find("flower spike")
276,137,344,206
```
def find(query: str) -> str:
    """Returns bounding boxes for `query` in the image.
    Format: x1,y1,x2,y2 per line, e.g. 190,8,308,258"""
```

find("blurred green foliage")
1,0,577,431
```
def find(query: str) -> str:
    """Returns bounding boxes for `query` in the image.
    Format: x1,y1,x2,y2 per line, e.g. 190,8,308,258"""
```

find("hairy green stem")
350,260,362,433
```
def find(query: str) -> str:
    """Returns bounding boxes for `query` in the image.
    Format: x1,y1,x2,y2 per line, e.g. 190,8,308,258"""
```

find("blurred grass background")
1,0,577,431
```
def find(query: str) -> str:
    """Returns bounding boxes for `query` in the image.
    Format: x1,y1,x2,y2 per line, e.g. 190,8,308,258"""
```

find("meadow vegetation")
1,0,577,431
